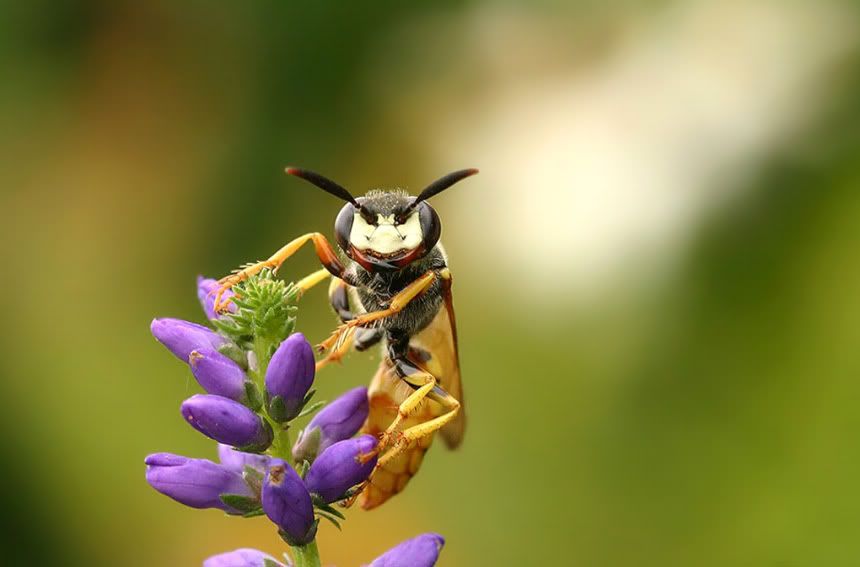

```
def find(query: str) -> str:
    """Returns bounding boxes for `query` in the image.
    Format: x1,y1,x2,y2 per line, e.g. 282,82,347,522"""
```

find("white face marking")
349,211,423,255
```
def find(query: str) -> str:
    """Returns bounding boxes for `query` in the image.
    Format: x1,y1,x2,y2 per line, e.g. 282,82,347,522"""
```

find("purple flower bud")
304,435,377,503
181,395,273,451
144,453,253,514
293,386,368,462
151,318,228,363
369,533,446,567
189,347,249,402
197,276,237,321
265,333,315,422
203,548,285,567
261,459,315,546
218,443,270,474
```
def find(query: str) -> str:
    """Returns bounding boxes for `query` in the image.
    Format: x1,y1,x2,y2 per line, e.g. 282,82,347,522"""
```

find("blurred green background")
2,1,860,565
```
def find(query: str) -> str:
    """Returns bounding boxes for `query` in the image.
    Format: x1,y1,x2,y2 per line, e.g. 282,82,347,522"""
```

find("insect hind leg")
358,333,451,461
356,364,435,464
344,377,459,508
376,384,460,468
343,329,459,509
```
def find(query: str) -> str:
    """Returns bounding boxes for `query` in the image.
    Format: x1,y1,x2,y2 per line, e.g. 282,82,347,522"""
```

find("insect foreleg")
316,270,438,353
328,278,354,321
295,268,331,297
328,279,384,349
214,232,347,311
315,279,383,372
314,326,356,372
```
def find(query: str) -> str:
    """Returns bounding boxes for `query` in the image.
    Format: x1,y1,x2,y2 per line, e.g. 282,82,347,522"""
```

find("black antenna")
406,168,479,213
285,167,359,206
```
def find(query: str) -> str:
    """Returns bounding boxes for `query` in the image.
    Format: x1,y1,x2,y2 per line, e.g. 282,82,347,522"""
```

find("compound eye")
334,202,355,252
359,207,377,225
418,202,441,251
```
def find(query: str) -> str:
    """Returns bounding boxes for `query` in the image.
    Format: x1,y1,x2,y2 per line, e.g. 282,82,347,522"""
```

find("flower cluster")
204,533,445,567
145,272,446,566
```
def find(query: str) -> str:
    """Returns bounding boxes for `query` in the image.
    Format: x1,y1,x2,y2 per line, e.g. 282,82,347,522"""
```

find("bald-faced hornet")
214,167,478,509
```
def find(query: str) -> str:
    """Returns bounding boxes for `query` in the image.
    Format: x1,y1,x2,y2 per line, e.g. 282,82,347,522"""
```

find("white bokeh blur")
371,0,857,311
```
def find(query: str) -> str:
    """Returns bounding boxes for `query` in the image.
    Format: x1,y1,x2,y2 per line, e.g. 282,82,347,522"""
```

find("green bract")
213,269,299,353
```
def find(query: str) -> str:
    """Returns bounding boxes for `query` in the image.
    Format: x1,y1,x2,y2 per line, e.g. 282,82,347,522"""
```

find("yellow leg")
376,389,460,468
295,268,331,298
314,326,356,371
317,270,438,352
343,380,460,507
356,375,436,465
214,232,344,312
342,375,435,507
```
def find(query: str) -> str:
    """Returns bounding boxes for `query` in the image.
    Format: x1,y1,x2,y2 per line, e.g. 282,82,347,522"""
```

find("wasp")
213,167,477,509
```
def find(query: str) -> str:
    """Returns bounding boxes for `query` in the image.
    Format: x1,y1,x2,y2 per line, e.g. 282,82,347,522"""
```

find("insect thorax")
349,246,447,335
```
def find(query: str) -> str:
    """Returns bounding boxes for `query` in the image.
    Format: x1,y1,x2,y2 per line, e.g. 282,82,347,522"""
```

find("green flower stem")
253,336,274,386
269,419,293,462
292,540,321,567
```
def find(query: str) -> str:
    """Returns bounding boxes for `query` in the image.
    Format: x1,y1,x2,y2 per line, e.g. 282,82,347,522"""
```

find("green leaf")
316,512,342,530
243,380,262,411
217,342,248,369
219,493,260,514
278,519,318,547
267,395,292,423
293,427,321,464
230,296,254,310
242,508,266,518
296,400,326,419
302,389,317,407
312,498,346,520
